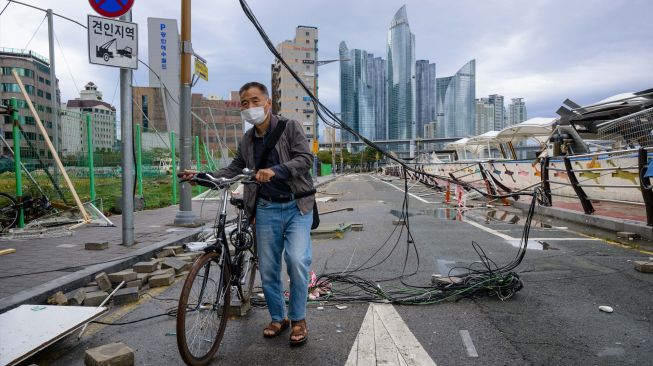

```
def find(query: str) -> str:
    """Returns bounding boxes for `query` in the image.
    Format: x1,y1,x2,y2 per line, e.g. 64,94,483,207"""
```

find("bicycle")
0,192,52,231
176,169,259,366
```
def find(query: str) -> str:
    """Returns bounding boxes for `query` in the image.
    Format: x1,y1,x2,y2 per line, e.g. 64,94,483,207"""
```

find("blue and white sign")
147,18,180,134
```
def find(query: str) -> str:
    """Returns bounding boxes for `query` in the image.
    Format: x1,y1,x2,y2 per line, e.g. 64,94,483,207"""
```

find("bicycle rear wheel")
0,193,18,231
176,251,231,366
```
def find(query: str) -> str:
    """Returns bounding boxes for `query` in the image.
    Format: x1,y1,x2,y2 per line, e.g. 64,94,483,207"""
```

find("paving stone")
84,285,101,293
155,248,175,258
65,288,86,306
176,252,201,262
149,268,175,278
113,287,140,305
85,242,109,250
84,291,109,307
108,269,136,284
149,273,175,288
162,257,190,274
47,291,68,305
133,260,158,273
163,245,184,255
125,279,141,289
136,272,150,285
95,272,113,292
84,342,134,366
634,260,653,273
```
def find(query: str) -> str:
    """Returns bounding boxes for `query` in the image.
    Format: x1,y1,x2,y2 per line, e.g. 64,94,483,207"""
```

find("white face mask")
241,106,268,126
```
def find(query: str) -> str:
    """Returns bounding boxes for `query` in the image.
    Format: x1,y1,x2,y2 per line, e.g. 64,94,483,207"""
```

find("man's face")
240,87,271,116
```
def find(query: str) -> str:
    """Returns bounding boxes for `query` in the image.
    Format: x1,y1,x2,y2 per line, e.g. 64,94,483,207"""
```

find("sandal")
263,319,289,338
289,319,308,346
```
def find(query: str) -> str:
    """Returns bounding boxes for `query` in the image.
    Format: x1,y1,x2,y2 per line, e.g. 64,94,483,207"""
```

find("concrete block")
47,291,68,305
634,261,653,273
65,288,86,306
163,245,184,255
85,242,109,250
617,231,639,240
162,257,190,274
108,269,136,284
149,273,175,288
113,287,139,305
95,272,113,292
84,342,134,366
84,291,109,307
133,260,158,273
155,248,175,259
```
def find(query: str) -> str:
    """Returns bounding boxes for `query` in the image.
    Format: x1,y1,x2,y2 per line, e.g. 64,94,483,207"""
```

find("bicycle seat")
230,196,245,209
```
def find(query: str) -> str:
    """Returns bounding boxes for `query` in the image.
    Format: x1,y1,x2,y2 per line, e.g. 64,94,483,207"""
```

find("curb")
511,200,653,241
0,227,204,313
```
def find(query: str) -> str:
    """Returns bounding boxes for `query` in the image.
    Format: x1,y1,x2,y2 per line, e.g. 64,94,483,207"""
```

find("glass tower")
339,42,377,142
437,59,476,138
416,60,436,138
387,5,416,141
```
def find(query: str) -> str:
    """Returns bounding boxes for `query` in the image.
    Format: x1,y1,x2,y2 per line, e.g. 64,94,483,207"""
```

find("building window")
37,89,44,97
141,94,149,129
38,77,44,83
306,52,310,58
2,83,35,94
45,79,51,86
306,115,310,119
1,67,34,78
305,39,309,44
45,92,52,100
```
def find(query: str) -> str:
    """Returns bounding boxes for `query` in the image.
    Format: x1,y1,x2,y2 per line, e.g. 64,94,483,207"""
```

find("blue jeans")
255,199,313,322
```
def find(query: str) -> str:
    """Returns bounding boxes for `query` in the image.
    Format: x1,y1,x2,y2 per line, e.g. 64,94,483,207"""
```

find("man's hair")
239,82,268,97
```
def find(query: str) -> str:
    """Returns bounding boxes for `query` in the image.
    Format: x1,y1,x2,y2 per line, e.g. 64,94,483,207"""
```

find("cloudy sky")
1,0,652,137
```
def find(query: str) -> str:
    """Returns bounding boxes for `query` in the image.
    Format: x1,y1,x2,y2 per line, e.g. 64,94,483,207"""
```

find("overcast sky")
1,0,652,136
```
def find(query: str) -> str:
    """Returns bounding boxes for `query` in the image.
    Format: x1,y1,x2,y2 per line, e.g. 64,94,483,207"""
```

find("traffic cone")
445,183,451,204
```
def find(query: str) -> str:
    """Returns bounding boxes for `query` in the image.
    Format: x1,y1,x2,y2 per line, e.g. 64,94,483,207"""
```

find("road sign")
194,58,208,81
89,0,135,18
88,15,138,69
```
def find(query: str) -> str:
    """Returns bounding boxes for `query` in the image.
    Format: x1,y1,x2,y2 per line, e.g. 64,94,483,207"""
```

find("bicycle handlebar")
178,168,257,189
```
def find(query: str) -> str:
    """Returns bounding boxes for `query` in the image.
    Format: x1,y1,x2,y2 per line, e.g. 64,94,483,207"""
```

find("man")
182,82,314,346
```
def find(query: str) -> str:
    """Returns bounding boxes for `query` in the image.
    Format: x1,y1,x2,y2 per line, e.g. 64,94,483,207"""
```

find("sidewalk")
0,174,337,313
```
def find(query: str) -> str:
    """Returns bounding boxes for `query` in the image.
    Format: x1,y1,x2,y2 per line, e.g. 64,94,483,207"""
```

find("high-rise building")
1,48,60,161
368,56,387,140
60,82,117,155
386,5,416,141
475,98,494,135
487,94,505,131
191,92,242,153
508,97,527,126
271,26,318,147
339,42,381,142
416,60,436,138
436,59,476,138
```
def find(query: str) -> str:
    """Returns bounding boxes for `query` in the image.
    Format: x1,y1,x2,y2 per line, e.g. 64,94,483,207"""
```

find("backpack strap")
256,118,287,170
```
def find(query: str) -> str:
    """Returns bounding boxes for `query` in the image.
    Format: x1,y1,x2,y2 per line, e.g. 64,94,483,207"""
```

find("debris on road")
47,291,67,306
634,260,653,273
0,248,16,256
84,242,109,251
336,305,348,310
84,342,134,366
599,305,614,313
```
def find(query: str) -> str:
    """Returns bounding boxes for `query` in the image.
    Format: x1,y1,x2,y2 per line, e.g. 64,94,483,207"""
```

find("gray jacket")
212,115,315,217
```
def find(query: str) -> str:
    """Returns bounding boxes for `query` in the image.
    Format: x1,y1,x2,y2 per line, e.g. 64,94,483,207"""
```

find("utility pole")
120,10,134,246
46,9,59,176
331,128,336,176
174,0,196,225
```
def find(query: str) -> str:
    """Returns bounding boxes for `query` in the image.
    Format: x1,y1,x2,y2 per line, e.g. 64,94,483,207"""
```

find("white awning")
495,117,557,144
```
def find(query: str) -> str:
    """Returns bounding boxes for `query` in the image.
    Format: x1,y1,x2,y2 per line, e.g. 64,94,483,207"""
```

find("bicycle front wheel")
176,251,231,366
0,193,18,231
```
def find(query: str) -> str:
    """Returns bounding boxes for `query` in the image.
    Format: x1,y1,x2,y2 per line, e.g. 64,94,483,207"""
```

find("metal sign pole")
46,9,59,181
174,0,196,225
120,10,134,245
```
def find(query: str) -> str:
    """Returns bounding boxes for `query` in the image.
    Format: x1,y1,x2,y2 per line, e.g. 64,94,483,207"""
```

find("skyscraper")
475,98,494,135
508,97,527,125
488,94,505,131
271,26,318,146
339,42,378,142
416,60,436,138
387,5,416,141
368,56,387,140
436,59,476,138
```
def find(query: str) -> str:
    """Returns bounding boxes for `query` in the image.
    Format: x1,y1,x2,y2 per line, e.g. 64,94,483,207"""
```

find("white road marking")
370,175,435,204
459,330,479,357
345,304,437,366
56,244,77,248
464,219,601,242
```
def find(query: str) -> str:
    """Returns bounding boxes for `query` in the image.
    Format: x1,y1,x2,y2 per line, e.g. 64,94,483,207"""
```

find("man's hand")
255,168,275,183
179,170,199,186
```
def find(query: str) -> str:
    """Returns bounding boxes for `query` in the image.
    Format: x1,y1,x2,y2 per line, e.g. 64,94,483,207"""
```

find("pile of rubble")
46,245,201,307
